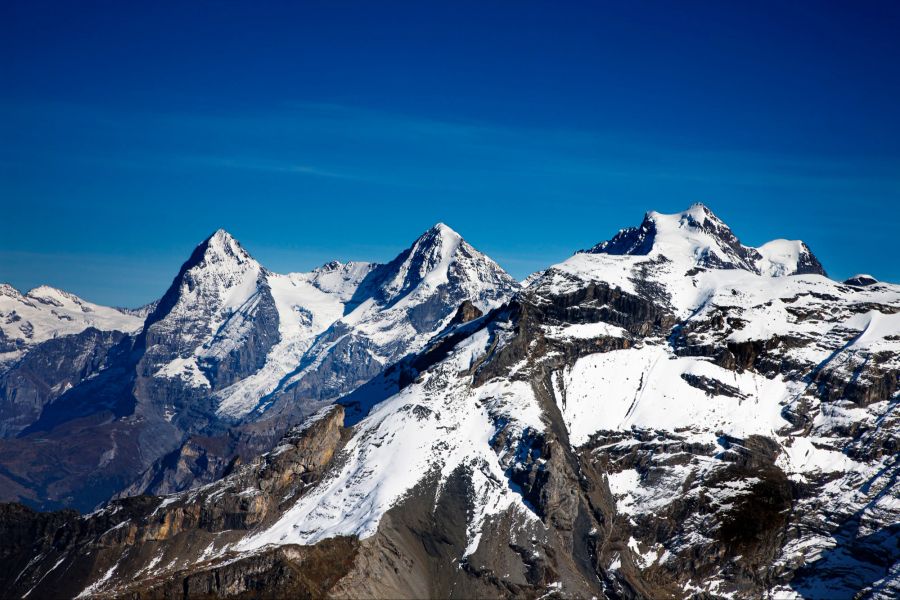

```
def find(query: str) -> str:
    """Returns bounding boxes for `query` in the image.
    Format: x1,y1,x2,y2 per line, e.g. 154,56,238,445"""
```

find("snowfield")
0,283,143,364
237,325,543,556
9,206,900,599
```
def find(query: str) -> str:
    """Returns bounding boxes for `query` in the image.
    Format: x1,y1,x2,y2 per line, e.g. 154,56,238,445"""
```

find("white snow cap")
430,221,456,233
145,228,266,389
587,203,824,277
0,283,144,361
200,229,255,265
756,239,811,277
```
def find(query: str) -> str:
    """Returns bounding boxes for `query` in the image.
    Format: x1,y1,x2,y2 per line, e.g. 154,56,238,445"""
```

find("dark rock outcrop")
0,328,127,437
1,405,347,599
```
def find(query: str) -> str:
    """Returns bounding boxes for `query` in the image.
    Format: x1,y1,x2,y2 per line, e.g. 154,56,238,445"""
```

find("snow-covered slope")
4,207,898,599
215,223,520,419
534,205,900,597
211,262,375,418
559,203,828,317
111,205,896,598
237,321,542,556
0,223,521,512
0,283,142,365
755,238,823,277
140,229,271,391
584,203,826,277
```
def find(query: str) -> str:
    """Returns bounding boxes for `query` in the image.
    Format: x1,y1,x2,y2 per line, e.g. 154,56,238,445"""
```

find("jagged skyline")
3,3,899,305
4,199,898,598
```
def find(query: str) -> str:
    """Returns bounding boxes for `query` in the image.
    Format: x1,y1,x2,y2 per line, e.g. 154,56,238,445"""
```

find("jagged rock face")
0,224,522,512
114,418,294,499
448,299,483,326
0,284,143,438
128,224,521,499
530,208,899,597
137,229,281,407
0,406,350,599
1,206,897,599
0,231,288,512
0,328,127,437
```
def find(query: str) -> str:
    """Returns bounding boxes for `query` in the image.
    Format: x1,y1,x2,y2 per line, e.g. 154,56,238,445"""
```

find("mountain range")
0,205,897,599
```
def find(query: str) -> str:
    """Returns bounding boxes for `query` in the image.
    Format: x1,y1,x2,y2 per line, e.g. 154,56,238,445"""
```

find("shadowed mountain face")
1,206,898,599
0,285,144,439
0,225,520,512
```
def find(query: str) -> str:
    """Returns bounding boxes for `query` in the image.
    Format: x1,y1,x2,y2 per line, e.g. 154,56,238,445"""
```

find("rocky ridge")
0,206,897,598
0,224,521,511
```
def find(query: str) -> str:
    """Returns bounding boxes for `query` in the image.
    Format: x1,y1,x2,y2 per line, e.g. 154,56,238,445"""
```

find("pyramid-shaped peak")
355,221,516,308
206,228,237,244
416,222,463,245
430,221,458,234
143,229,264,331
402,223,467,267
404,224,465,271
204,228,242,251
194,229,256,268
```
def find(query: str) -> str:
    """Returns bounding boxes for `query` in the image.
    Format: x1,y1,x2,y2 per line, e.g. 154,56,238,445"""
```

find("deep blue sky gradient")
2,1,899,306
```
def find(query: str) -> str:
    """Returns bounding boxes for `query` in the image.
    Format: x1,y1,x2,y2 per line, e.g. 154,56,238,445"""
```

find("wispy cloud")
5,99,899,196
167,102,900,192
174,155,359,180
4,99,900,297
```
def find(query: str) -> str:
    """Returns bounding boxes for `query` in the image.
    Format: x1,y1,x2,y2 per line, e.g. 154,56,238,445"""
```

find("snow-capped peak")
756,239,827,277
0,284,88,308
0,283,143,362
0,283,25,301
584,204,825,277
141,230,268,390
367,222,517,310
159,230,262,312
196,229,256,269
381,223,462,296
411,221,464,261
428,221,458,236
588,204,757,271
656,202,721,228
26,285,86,305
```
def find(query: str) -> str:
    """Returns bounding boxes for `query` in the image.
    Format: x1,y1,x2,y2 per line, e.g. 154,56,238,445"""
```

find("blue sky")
2,1,899,306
